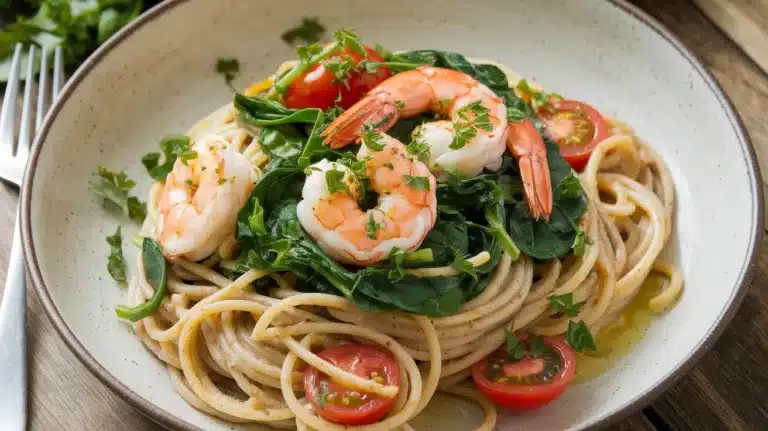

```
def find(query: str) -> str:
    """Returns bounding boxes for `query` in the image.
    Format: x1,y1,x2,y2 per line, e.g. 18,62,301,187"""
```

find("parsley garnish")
549,293,582,317
504,330,526,361
106,226,126,283
332,28,366,56
384,162,394,170
406,138,431,165
395,100,405,109
361,122,386,151
90,167,146,223
404,175,430,191
507,107,528,122
565,321,597,352
216,58,240,86
450,100,492,150
281,17,325,45
529,335,546,358
558,172,582,198
141,134,198,181
366,213,381,239
516,79,552,109
325,54,357,87
326,169,350,195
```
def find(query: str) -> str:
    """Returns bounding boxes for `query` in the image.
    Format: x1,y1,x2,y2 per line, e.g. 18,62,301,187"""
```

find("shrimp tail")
320,92,400,148
506,119,553,221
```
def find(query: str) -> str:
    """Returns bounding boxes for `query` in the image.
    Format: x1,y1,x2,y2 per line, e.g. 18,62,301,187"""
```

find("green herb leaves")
332,28,366,56
326,169,350,195
106,226,126,283
281,17,325,45
529,335,546,358
216,58,240,86
115,238,168,322
141,134,197,181
404,175,430,191
549,293,582,317
504,330,526,361
366,213,381,239
566,321,597,352
361,122,386,151
90,167,146,223
450,100,492,150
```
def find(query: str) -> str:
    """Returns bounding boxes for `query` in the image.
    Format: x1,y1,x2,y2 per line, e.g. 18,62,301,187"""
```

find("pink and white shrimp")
157,134,256,261
296,135,437,266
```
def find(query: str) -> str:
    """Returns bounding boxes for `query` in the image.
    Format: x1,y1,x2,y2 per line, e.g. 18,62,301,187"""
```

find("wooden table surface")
1,0,767,430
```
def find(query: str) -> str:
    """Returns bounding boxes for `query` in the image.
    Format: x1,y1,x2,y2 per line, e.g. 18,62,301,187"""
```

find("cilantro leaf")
404,175,430,191
142,134,197,181
549,293,582,317
90,167,146,223
281,17,325,45
106,225,126,283
216,57,240,86
504,329,526,361
565,321,597,352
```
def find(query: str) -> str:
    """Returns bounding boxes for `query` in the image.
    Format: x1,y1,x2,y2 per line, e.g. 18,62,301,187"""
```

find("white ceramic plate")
21,0,763,430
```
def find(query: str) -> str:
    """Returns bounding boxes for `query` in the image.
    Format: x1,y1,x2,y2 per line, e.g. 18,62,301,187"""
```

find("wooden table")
1,0,766,429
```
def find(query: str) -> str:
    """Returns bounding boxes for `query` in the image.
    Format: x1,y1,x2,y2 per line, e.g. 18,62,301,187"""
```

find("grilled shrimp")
296,135,437,266
157,134,257,261
321,66,552,219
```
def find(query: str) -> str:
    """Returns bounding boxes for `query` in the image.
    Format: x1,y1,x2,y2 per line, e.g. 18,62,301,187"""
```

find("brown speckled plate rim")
20,0,763,430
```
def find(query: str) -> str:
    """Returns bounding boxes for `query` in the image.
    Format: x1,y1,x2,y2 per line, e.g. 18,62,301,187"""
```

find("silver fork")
0,43,64,430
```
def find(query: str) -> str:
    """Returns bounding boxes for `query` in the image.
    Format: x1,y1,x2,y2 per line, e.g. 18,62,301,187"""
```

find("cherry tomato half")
538,99,611,172
283,45,391,111
471,336,575,411
304,344,400,425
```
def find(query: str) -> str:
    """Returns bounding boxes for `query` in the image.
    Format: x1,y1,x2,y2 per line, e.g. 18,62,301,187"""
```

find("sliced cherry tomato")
283,45,391,111
471,336,575,411
304,344,400,425
538,99,610,171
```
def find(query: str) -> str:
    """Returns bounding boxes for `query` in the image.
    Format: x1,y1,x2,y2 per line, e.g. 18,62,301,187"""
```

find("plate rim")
19,0,764,430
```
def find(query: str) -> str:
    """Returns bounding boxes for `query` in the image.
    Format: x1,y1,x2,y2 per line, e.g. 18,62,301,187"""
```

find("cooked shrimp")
157,134,256,261
296,135,437,266
321,66,552,219
506,119,553,220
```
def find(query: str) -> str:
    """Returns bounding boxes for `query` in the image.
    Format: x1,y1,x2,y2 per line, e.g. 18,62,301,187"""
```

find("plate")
21,0,763,430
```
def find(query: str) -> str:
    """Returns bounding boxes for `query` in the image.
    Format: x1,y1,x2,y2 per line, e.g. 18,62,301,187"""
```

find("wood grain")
0,0,766,430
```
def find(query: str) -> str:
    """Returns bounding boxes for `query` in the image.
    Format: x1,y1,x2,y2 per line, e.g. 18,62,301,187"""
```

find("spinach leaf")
115,238,167,321
393,50,509,94
258,126,304,160
506,139,587,260
235,93,323,126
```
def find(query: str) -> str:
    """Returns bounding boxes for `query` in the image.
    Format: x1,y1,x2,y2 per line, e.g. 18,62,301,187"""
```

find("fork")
0,43,64,430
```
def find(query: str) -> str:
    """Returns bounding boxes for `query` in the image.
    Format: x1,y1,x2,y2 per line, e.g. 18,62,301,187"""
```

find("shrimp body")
321,66,508,180
296,135,437,266
157,134,256,261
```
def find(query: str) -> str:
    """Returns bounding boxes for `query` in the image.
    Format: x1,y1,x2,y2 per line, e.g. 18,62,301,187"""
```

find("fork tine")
0,44,23,159
36,46,48,132
16,46,36,162
52,47,63,99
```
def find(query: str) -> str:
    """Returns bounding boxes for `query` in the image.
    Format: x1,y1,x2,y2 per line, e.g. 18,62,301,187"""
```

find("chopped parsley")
384,162,394,170
565,321,597,352
326,169,350,196
516,79,552,109
90,167,146,223
281,17,325,45
332,28,366,56
106,226,126,283
141,134,198,181
404,175,430,191
549,293,582,317
325,54,357,87
361,121,387,151
406,133,431,165
216,58,240,86
395,100,405,109
504,330,526,361
366,213,381,239
450,100,493,150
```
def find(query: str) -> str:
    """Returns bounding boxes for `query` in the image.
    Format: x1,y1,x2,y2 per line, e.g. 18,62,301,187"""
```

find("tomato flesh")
539,100,610,172
304,344,400,425
471,336,575,410
283,45,391,111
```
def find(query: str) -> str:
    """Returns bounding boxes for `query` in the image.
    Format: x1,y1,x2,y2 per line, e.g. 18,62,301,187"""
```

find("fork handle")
0,209,27,430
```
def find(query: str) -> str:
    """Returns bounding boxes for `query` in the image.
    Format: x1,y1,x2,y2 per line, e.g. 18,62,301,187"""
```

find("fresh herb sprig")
106,226,126,283
281,17,325,45
450,100,493,150
89,167,146,223
141,135,198,181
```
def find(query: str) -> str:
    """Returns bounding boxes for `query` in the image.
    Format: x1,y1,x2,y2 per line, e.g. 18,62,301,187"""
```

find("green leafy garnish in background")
281,17,325,45
216,57,240,86
106,225,126,283
0,1,163,82
89,167,146,222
